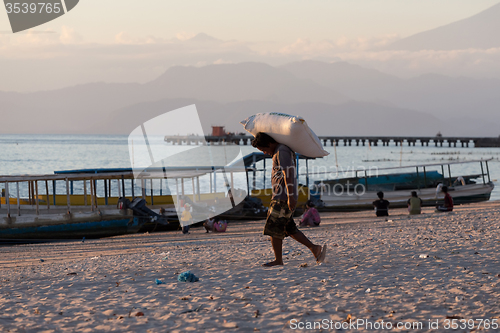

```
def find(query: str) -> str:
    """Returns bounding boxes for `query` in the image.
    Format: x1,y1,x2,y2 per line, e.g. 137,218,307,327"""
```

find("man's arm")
277,147,297,211
283,166,297,211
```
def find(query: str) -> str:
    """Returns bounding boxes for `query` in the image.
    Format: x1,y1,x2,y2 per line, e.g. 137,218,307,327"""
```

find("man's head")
251,132,278,155
377,191,384,199
442,186,448,193
411,191,418,197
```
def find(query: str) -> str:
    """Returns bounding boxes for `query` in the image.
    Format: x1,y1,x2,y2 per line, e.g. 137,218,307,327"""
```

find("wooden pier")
164,135,500,148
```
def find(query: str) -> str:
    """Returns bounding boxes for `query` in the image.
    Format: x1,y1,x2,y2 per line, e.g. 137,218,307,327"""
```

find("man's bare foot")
311,245,322,259
315,245,327,263
262,260,283,267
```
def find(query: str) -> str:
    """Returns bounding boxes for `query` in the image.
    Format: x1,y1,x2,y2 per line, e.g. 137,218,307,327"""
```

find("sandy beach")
1,202,500,332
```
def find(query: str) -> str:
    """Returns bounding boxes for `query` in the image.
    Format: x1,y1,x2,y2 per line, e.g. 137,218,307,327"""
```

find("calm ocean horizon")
1,134,499,201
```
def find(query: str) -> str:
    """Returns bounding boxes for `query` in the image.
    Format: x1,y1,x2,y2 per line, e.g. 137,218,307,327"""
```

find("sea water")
1,134,499,201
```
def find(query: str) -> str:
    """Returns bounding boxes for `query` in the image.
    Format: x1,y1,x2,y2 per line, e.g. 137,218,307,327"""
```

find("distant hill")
282,60,500,136
0,62,349,134
1,61,499,137
281,61,402,102
97,98,445,137
381,3,500,51
147,62,349,105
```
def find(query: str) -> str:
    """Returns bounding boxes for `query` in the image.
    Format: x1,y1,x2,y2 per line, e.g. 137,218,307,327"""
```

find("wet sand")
1,202,500,332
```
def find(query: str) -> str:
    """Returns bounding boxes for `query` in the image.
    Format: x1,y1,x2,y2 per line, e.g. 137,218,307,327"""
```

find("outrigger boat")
241,155,495,212
0,172,147,241
308,159,495,211
1,155,494,241
0,161,250,240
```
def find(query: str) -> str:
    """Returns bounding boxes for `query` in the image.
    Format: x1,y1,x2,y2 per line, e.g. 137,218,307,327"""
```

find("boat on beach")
0,155,495,241
0,162,249,240
309,159,495,211
0,172,150,241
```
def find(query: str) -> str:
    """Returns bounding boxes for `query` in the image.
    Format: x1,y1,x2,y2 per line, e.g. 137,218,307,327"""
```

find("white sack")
241,112,329,158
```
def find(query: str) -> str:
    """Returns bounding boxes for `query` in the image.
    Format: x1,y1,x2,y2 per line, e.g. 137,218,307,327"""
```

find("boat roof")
352,159,493,173
0,156,491,183
239,152,315,167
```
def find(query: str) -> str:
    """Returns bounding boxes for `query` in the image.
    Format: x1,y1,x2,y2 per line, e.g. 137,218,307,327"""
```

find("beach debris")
321,279,327,283
181,305,203,314
343,314,352,322
446,315,463,320
299,263,308,268
135,312,144,317
365,288,371,293
222,321,238,329
82,237,85,243
90,256,99,260
419,254,429,258
326,293,332,299
155,279,164,285
116,282,120,287
40,259,45,262
178,271,199,282
254,310,260,318
66,272,77,276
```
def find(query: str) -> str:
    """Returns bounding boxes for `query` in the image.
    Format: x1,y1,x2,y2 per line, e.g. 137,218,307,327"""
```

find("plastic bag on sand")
241,112,329,158
178,270,199,282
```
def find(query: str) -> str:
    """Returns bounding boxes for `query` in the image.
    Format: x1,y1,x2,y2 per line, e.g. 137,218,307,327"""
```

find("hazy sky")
2,0,499,42
1,0,499,91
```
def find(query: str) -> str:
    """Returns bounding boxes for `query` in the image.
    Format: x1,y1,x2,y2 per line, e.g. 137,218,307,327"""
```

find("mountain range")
3,4,500,137
1,60,499,136
381,3,500,51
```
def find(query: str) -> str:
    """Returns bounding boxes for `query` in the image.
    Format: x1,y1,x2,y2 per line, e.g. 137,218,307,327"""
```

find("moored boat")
310,159,494,211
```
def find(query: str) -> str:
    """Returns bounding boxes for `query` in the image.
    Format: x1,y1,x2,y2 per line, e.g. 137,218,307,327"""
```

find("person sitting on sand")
251,132,326,266
407,191,423,215
204,216,216,233
436,186,453,212
299,200,321,227
373,191,390,217
180,204,192,234
214,219,227,232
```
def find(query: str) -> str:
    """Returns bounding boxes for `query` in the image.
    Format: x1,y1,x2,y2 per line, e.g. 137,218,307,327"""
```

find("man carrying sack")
251,132,327,267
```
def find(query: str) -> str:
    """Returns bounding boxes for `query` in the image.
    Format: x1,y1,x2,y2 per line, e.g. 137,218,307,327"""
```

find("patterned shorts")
263,200,299,240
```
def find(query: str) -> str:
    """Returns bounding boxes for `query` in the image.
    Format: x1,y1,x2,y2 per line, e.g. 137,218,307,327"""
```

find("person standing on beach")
180,203,192,234
373,191,390,217
251,132,327,267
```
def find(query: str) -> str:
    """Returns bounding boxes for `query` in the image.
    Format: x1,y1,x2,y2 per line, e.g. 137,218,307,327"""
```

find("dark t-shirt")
271,144,297,202
373,199,390,216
